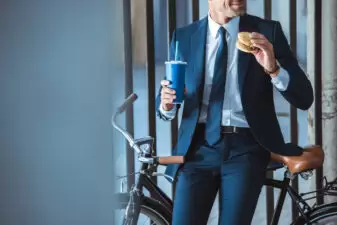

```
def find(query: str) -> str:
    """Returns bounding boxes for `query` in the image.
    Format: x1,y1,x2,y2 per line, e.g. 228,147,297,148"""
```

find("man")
155,0,313,224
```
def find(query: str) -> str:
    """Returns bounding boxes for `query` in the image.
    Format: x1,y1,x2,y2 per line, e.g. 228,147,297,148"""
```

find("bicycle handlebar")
112,93,141,154
117,93,138,114
112,93,184,165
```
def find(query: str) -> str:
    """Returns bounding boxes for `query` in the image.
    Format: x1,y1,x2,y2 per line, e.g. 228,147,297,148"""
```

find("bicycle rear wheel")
114,193,171,225
293,203,337,225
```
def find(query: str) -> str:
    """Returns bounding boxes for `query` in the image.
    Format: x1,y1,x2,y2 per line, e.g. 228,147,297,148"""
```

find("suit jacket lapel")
238,14,255,94
190,17,208,100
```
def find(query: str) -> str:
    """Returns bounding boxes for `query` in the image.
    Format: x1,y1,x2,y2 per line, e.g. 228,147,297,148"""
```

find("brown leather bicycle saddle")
270,145,324,174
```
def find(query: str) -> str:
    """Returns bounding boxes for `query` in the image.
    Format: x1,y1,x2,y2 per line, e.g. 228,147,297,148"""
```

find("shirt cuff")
271,67,290,91
159,104,177,120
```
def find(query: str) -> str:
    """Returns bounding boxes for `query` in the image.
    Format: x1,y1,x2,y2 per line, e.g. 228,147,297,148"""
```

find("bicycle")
113,93,337,225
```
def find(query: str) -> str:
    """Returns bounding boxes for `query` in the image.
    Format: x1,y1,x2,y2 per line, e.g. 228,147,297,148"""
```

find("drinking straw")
175,41,179,61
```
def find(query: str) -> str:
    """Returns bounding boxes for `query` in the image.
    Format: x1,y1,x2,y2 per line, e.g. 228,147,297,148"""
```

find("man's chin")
229,9,246,17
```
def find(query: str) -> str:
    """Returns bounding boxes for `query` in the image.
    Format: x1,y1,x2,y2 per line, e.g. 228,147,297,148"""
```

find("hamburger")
236,32,257,53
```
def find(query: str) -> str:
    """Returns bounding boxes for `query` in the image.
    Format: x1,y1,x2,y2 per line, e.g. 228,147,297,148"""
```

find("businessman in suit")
156,0,313,224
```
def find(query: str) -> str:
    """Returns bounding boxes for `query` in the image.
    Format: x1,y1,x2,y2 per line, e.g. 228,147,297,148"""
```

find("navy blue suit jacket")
155,14,314,181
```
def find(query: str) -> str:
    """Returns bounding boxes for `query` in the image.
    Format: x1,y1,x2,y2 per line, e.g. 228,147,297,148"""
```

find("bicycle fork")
123,186,143,225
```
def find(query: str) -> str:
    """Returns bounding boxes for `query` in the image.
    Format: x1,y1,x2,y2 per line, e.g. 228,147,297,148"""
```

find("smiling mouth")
231,1,244,6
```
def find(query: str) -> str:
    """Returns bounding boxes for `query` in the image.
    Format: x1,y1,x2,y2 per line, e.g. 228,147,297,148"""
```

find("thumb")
251,49,260,56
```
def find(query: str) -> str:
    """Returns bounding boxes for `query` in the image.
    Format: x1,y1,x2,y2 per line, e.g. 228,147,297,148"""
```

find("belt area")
197,124,251,135
221,126,251,135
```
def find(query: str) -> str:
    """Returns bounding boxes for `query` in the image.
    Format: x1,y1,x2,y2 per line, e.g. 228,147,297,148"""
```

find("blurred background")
1,0,336,225
1,0,119,224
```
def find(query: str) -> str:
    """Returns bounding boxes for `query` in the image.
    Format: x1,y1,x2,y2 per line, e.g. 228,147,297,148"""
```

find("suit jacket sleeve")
273,21,314,110
155,31,178,121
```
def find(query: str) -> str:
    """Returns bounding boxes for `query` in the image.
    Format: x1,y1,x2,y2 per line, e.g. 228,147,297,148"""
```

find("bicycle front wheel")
114,193,171,225
293,202,337,225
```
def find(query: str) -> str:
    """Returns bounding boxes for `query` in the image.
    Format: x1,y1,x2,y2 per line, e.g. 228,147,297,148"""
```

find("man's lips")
231,1,244,6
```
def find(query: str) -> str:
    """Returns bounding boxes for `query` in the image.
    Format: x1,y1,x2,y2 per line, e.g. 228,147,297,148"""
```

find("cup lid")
165,60,187,65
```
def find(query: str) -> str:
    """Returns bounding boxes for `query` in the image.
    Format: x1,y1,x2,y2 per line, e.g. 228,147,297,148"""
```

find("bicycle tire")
114,193,171,225
292,202,337,225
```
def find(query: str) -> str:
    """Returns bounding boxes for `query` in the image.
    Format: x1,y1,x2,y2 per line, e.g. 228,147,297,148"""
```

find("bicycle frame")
265,176,311,225
114,93,337,225
265,174,337,224
135,163,173,211
125,166,310,225
122,162,173,225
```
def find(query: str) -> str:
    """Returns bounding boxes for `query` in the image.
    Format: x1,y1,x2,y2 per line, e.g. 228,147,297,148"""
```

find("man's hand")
250,32,278,74
160,80,176,111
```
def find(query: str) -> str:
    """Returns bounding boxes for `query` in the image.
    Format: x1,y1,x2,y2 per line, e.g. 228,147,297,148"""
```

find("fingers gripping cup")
165,41,187,104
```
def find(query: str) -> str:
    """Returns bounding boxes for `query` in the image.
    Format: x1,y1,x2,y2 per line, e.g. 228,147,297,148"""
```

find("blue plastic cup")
165,61,187,104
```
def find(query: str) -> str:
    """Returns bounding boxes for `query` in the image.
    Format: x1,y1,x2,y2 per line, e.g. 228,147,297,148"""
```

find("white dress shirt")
160,15,290,127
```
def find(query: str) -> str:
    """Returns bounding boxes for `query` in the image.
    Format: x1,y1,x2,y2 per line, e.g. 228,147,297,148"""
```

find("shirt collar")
208,13,240,38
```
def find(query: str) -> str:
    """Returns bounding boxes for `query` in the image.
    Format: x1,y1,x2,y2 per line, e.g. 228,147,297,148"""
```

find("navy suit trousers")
172,125,270,225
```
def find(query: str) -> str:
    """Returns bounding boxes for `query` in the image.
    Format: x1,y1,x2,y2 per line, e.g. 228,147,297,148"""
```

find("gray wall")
0,1,119,224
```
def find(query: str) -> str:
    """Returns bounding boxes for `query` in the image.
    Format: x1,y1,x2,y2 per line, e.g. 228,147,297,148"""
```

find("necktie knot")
218,27,226,39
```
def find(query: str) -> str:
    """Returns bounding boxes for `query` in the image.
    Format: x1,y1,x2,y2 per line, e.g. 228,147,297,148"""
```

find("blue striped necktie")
205,27,228,146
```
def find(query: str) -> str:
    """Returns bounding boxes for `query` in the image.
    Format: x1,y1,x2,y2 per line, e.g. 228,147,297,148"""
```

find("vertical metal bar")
167,0,178,196
192,0,199,22
314,0,323,205
264,0,272,20
146,0,157,185
123,0,135,190
264,1,274,224
168,0,177,148
289,0,299,220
